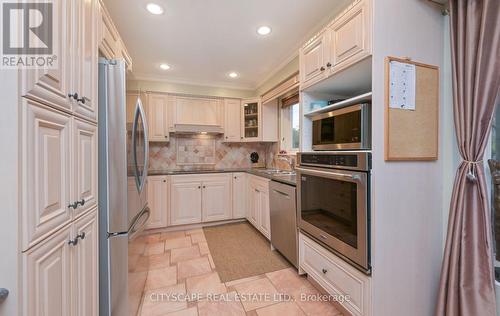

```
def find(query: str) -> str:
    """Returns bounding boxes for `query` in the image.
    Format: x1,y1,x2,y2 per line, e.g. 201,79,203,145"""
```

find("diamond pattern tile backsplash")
149,135,277,171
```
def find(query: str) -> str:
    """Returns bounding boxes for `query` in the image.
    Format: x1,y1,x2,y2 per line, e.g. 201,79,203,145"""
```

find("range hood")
174,124,224,135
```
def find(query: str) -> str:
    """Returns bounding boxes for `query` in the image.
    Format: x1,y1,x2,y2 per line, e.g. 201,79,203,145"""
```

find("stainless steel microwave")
312,103,371,151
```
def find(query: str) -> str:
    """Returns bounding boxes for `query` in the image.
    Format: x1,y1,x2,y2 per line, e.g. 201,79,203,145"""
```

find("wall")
149,135,275,171
0,70,19,316
371,1,447,316
127,79,256,99
255,56,300,96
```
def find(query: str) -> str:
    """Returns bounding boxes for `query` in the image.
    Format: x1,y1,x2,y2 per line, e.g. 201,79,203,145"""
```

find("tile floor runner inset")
203,222,291,282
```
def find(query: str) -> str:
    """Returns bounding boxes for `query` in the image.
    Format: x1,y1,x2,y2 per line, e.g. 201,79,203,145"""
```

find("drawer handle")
322,268,328,274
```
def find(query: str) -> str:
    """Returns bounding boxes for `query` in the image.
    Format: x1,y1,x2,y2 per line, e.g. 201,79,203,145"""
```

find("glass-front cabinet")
241,99,261,141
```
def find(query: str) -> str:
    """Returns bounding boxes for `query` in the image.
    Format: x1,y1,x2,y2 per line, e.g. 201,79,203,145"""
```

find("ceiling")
103,0,352,90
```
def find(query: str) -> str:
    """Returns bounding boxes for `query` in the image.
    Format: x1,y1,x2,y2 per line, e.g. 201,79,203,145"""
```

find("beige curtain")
436,0,500,315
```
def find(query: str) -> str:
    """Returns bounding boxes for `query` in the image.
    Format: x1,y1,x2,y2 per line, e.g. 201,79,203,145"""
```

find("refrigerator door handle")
131,97,149,194
128,206,150,240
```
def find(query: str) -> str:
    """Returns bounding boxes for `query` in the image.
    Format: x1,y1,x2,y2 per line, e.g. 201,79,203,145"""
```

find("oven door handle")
296,167,361,181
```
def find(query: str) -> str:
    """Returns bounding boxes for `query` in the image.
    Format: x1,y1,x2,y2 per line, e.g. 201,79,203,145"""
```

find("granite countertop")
148,168,297,186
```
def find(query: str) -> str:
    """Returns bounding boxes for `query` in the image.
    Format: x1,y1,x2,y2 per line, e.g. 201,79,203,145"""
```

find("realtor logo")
1,1,57,69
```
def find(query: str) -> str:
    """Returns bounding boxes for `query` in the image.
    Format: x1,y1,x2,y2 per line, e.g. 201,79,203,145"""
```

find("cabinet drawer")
299,233,371,316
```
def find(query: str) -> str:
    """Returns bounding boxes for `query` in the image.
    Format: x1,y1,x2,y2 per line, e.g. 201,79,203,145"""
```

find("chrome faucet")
278,156,295,172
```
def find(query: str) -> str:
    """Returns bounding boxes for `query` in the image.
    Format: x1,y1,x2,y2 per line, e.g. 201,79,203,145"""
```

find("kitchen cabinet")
232,173,247,218
170,174,232,226
22,99,72,251
299,0,372,90
241,99,261,141
72,0,99,121
73,117,98,219
202,177,232,222
174,97,223,127
171,179,203,226
327,0,372,72
147,93,170,142
23,210,99,316
299,31,329,89
246,175,271,240
223,98,242,142
73,210,99,316
146,176,169,229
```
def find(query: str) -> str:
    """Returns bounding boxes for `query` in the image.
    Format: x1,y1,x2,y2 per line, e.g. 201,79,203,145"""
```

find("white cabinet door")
299,32,328,89
259,188,271,240
247,182,260,228
73,118,98,219
20,0,72,113
241,99,262,142
171,180,202,225
73,210,99,316
202,176,232,222
146,176,169,229
23,224,72,316
223,99,242,142
147,93,169,142
328,0,372,72
232,173,247,219
73,0,98,121
175,97,222,127
22,99,72,251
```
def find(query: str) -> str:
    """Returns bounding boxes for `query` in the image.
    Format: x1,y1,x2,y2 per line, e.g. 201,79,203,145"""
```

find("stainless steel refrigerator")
98,59,150,316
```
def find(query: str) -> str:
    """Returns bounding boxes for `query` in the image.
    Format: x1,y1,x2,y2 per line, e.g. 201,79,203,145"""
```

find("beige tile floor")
133,228,343,316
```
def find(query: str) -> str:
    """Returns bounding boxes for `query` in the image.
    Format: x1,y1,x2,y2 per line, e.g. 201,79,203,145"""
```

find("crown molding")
129,72,256,91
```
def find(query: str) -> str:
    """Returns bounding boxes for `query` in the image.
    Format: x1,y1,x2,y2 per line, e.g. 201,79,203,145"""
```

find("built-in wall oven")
312,103,371,150
297,151,371,273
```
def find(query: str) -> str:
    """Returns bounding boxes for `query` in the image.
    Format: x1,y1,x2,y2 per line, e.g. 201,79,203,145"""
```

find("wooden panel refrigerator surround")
224,99,242,142
328,0,372,72
147,93,170,142
147,176,169,229
22,99,72,251
73,118,98,219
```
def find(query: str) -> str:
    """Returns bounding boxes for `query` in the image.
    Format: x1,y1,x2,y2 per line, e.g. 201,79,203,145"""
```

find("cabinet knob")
203,186,206,189
326,62,332,67
0,288,9,303
163,180,166,183
320,66,326,71
68,238,78,246
76,232,86,241
68,92,86,104
198,186,201,189
322,268,328,274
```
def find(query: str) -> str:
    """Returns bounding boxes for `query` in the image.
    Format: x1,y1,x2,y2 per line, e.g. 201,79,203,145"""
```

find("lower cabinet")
232,173,247,219
170,174,232,226
246,175,271,240
23,209,98,316
170,179,202,226
299,233,371,316
146,176,169,229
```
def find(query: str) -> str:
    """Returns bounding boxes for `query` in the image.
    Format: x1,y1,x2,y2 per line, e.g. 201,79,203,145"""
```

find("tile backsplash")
149,135,276,171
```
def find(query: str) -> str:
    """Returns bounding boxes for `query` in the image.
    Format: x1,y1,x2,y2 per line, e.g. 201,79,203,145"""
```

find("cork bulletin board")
385,56,439,161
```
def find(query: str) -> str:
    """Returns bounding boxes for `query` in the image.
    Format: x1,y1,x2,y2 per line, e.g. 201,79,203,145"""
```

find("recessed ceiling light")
159,63,170,70
146,3,164,15
257,26,272,36
228,72,239,78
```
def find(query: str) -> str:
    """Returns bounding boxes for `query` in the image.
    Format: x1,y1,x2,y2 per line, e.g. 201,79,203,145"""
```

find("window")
280,92,300,153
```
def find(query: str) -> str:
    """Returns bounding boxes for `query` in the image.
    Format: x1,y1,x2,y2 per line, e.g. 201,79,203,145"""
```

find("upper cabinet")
223,98,242,142
147,93,170,142
241,99,262,142
174,97,223,128
300,0,372,90
98,0,133,71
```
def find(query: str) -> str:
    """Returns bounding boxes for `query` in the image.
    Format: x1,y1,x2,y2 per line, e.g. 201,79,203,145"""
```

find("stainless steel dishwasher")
270,180,298,268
